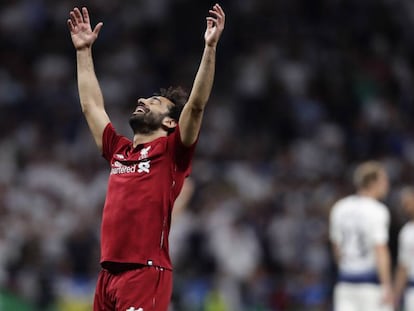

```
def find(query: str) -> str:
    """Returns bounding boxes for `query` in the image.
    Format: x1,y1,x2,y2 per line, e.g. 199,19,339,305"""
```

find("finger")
70,11,78,27
209,9,224,25
211,6,225,28
206,17,216,28
215,4,225,17
209,9,221,19
67,19,75,32
206,18,214,29
93,22,104,36
73,7,83,24
82,7,90,24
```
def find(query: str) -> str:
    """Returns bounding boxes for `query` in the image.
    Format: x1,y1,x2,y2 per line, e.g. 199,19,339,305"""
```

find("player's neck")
357,189,379,200
132,129,167,147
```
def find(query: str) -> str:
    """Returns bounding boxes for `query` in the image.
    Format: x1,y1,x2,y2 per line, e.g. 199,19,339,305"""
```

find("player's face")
401,191,414,216
129,96,174,134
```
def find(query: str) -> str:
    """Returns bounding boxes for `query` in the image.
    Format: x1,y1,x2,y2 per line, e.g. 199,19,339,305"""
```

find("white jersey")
398,222,414,282
330,195,390,278
398,222,414,311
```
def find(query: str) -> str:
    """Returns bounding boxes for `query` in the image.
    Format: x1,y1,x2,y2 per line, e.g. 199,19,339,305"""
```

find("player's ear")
162,116,177,130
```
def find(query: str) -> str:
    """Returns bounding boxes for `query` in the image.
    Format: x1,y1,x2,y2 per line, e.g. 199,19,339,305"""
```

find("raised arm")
179,4,225,146
67,7,110,152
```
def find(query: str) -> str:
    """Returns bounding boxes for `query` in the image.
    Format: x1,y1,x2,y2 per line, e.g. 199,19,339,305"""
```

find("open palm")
67,7,103,50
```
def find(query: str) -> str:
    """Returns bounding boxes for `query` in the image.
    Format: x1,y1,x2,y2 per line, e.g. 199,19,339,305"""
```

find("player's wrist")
205,43,217,50
75,43,93,51
76,46,93,55
381,283,392,292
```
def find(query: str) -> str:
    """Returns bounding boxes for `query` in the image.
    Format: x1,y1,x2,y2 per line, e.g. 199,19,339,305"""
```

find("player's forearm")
394,265,408,304
376,245,392,288
187,45,216,111
76,48,104,113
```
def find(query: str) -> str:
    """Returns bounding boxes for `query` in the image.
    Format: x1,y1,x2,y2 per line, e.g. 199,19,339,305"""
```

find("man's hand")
67,7,103,50
381,284,394,307
205,4,225,48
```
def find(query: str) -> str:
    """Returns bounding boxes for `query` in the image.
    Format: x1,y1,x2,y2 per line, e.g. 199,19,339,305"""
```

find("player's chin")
129,114,142,126
130,113,145,120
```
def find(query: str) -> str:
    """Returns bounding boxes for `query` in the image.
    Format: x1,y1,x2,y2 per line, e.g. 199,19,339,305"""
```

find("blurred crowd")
1,0,414,310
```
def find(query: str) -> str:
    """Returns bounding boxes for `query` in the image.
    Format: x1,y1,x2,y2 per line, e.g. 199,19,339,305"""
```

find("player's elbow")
187,95,208,112
187,100,205,114
81,103,89,114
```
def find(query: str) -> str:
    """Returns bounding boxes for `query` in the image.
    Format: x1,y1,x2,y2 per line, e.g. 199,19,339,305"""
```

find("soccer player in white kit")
329,161,393,311
394,186,414,311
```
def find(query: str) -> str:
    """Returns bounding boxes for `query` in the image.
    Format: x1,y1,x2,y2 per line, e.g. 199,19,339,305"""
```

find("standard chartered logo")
137,161,150,173
111,160,151,175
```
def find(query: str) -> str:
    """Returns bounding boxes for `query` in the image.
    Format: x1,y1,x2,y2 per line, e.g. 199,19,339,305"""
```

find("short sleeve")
168,126,198,177
369,205,390,245
101,123,126,162
329,204,341,244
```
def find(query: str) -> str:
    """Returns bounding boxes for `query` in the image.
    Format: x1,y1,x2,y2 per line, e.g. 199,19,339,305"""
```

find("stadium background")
0,0,413,310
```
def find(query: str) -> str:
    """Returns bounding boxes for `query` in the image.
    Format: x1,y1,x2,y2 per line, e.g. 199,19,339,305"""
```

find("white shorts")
333,283,393,311
403,287,414,311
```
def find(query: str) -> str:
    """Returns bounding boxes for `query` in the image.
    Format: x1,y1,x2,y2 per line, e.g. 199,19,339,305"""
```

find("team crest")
139,146,151,160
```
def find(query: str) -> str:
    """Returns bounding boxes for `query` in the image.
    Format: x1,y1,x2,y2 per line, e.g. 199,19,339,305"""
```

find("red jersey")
100,123,196,270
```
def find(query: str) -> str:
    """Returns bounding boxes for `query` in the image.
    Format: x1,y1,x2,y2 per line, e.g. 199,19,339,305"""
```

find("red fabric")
93,267,172,311
100,123,196,270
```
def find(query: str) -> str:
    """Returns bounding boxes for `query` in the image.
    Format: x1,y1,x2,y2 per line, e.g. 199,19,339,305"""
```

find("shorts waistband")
338,272,379,284
101,262,147,274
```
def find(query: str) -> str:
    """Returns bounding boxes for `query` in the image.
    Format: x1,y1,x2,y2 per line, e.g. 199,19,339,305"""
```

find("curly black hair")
155,86,188,122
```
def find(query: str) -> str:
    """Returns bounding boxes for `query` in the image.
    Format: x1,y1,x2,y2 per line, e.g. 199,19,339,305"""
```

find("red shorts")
93,265,172,311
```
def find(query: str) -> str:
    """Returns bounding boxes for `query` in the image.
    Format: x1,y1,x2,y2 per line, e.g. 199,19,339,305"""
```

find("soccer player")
67,4,225,311
329,161,393,311
394,186,414,311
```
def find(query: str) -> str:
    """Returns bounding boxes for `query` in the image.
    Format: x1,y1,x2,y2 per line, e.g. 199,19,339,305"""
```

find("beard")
129,111,167,134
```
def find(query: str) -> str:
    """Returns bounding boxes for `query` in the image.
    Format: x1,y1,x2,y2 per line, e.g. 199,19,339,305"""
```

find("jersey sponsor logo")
110,160,151,175
137,161,151,173
111,146,152,175
126,308,143,311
